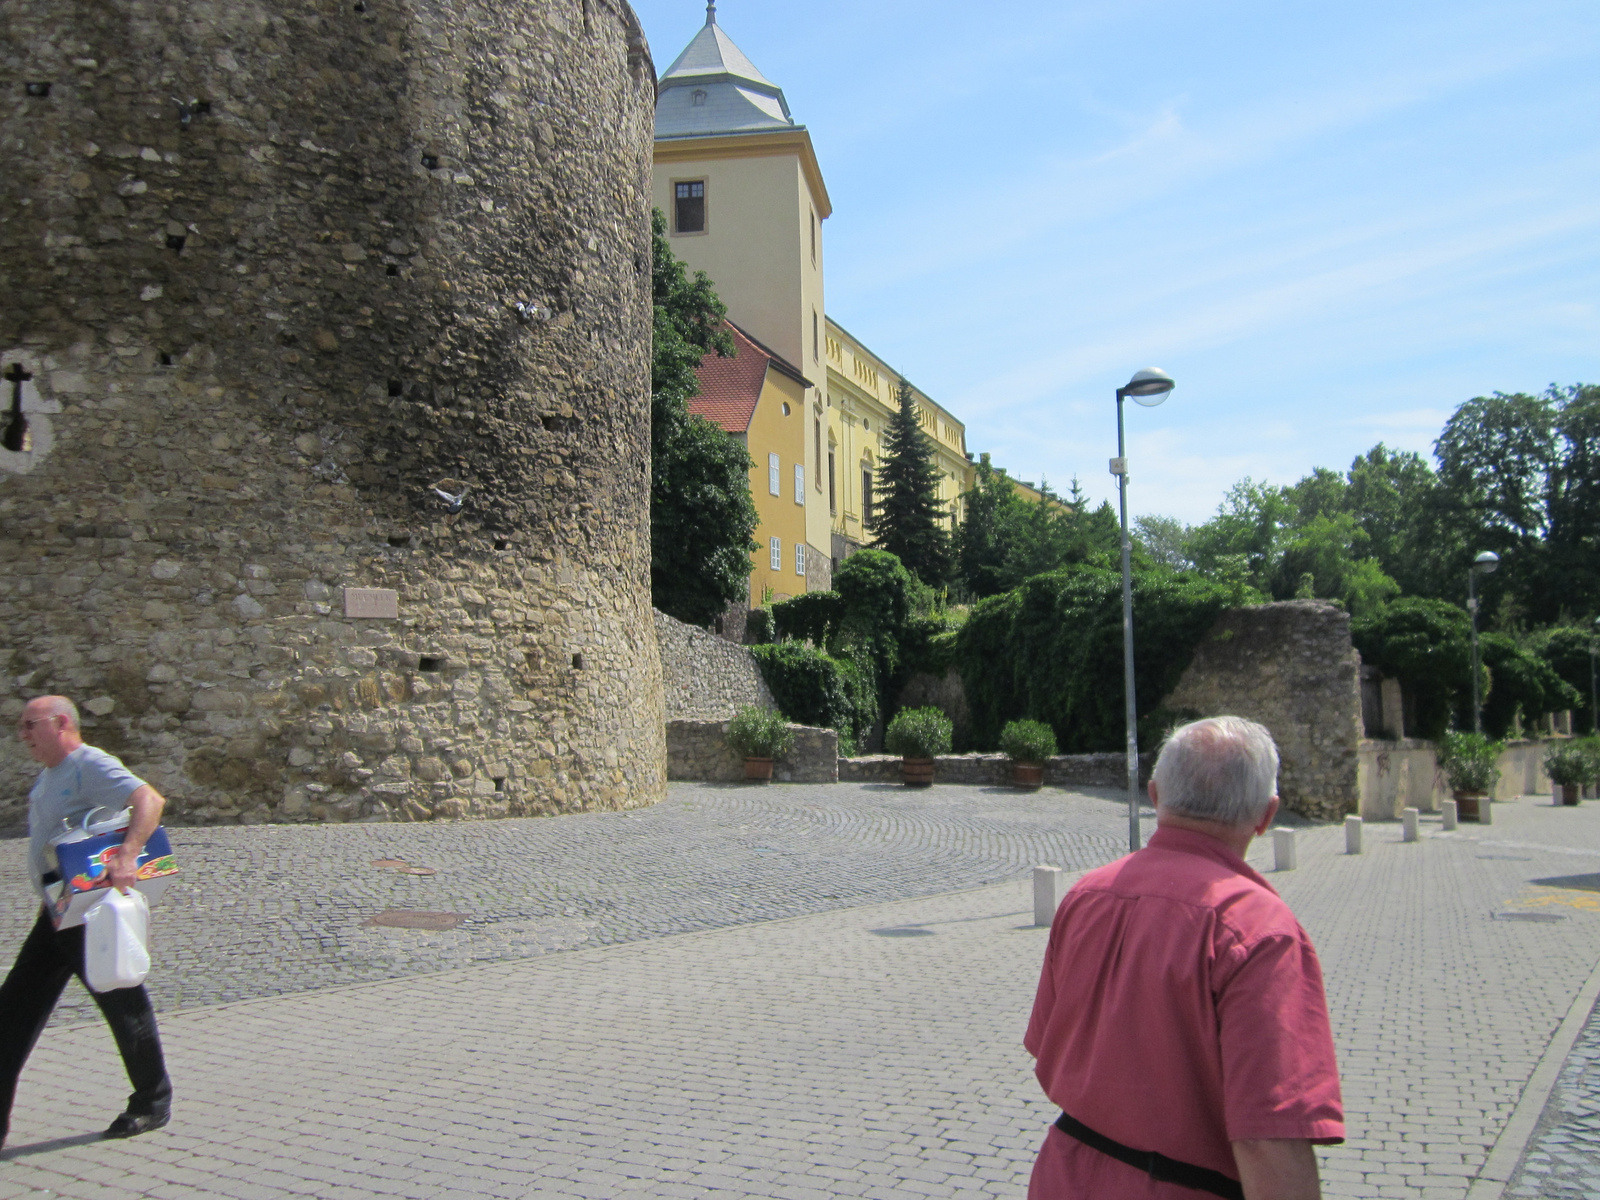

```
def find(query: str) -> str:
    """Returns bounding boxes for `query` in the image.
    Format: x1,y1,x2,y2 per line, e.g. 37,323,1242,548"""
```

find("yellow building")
655,5,974,600
687,322,814,607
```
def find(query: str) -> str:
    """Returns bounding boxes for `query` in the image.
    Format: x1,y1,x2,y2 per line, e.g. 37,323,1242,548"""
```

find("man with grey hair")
2,695,173,1150
1025,716,1342,1199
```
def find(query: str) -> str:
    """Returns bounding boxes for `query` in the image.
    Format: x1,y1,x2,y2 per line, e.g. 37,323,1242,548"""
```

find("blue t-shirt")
28,745,146,902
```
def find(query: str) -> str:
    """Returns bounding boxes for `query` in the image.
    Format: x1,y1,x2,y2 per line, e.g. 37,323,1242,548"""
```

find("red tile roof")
688,322,811,433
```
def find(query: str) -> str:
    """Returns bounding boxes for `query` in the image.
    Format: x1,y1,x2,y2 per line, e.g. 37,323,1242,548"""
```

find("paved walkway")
0,785,1596,1198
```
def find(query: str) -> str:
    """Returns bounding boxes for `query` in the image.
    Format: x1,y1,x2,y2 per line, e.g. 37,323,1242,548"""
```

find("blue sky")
632,0,1600,524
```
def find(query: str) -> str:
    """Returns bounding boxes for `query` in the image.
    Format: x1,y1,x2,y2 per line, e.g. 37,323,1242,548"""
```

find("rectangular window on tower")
794,463,805,505
828,452,836,514
770,537,782,572
814,418,822,487
862,468,874,527
810,209,817,265
673,180,706,234
768,452,780,496
812,309,819,362
795,542,806,576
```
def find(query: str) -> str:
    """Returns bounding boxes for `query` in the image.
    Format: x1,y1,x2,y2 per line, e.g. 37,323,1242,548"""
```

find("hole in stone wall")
25,83,51,98
420,153,439,171
385,264,399,276
2,363,33,454
419,656,444,672
354,1,367,9
158,352,174,367
493,538,508,550
166,234,186,253
715,617,724,634
493,777,505,792
387,534,411,547
387,379,402,396
571,653,584,670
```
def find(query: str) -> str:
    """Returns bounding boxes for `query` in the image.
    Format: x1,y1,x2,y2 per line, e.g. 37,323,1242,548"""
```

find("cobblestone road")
0,783,1160,1022
0,785,1597,1199
1507,993,1600,1199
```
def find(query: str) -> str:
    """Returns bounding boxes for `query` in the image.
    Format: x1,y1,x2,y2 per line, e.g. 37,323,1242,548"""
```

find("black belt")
1054,1111,1244,1200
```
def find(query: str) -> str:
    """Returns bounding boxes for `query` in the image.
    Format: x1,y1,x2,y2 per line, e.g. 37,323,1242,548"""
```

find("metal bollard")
1273,827,1297,871
1402,807,1419,842
1345,814,1363,854
1441,799,1458,831
1033,865,1063,927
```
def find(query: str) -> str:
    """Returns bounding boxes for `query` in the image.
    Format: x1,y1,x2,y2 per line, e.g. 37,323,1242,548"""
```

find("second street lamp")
1113,367,1175,852
1467,551,1499,735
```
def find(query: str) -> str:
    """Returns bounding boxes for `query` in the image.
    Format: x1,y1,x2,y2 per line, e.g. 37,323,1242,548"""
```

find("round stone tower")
0,0,666,823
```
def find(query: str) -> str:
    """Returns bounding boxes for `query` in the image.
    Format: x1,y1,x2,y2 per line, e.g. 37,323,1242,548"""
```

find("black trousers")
0,907,171,1140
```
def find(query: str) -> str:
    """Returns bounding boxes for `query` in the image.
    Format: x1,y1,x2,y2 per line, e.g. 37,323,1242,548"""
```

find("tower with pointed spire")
653,6,834,594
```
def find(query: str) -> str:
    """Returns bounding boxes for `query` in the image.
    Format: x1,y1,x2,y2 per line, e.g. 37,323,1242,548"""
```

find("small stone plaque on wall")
344,587,399,619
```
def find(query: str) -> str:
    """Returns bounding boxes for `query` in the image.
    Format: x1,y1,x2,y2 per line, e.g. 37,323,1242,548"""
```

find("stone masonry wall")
655,608,773,720
1159,600,1362,821
667,719,837,784
839,752,1150,788
0,0,666,826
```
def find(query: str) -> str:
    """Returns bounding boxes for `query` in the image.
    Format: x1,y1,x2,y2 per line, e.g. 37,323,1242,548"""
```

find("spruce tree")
869,377,951,586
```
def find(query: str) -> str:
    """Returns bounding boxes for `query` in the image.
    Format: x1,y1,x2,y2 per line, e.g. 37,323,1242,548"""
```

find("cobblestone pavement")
0,782,1161,1022
1504,992,1600,1199
0,788,1598,1199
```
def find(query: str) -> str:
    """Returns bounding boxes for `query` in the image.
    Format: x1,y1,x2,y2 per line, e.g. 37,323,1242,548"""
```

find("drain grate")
365,910,465,930
1492,911,1569,923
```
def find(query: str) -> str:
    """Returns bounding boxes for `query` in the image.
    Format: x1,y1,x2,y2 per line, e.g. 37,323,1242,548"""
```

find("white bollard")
1344,815,1363,855
1402,807,1419,842
1033,865,1063,927
1273,827,1297,871
1441,800,1458,831
1479,796,1494,826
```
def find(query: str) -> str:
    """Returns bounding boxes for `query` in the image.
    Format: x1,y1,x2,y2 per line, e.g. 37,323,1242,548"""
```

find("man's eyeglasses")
17,716,58,735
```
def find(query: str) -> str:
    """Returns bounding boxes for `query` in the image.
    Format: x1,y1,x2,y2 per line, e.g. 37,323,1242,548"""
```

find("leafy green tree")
953,453,1025,598
869,377,951,586
1351,599,1475,740
1537,626,1600,733
1186,478,1294,592
1271,512,1398,619
1344,444,1461,600
1474,633,1581,739
1133,514,1194,571
649,209,758,627
1546,384,1600,617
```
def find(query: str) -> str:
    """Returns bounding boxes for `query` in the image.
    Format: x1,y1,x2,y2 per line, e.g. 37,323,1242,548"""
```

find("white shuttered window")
794,464,805,505
769,537,781,571
768,453,780,496
795,543,806,576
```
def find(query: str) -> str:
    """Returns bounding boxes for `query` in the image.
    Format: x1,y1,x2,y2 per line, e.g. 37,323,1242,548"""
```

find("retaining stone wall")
667,719,837,783
654,609,774,720
839,752,1149,788
0,0,665,827
1160,600,1361,821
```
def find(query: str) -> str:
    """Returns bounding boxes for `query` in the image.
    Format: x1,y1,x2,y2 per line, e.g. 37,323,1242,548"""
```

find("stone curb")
1464,945,1600,1199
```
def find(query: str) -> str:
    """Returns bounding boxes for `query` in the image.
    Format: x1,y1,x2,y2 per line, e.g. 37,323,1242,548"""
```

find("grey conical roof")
656,4,797,138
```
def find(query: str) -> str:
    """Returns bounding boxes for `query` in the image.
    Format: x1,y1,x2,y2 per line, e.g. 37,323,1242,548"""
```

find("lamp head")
1473,550,1500,575
1122,367,1175,407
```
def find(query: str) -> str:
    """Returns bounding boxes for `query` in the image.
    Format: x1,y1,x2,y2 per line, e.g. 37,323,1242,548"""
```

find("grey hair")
32,695,81,730
1152,716,1279,827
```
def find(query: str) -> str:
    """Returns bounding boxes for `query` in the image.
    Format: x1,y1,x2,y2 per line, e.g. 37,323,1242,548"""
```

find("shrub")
1581,737,1600,783
1538,627,1599,734
749,642,877,750
726,706,794,760
744,608,772,644
999,719,1057,764
1352,599,1474,741
1438,731,1503,794
770,590,845,649
1544,742,1591,787
1476,633,1581,739
834,549,915,679
885,706,953,759
955,565,1242,753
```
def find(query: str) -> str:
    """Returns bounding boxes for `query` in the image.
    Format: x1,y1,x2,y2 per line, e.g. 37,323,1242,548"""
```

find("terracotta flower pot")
901,757,934,787
743,757,774,783
1011,763,1044,790
1559,783,1581,806
1454,790,1487,821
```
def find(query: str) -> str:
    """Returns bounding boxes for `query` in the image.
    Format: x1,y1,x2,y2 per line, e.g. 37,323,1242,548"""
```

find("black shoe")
104,1109,170,1139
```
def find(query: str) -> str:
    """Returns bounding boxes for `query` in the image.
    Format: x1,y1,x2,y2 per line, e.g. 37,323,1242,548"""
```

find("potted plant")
885,707,953,788
726,705,794,783
1545,742,1591,806
999,719,1057,790
1438,731,1502,821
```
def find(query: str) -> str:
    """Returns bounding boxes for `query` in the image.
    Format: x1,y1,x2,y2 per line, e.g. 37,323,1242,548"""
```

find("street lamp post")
1113,367,1175,852
1467,551,1499,735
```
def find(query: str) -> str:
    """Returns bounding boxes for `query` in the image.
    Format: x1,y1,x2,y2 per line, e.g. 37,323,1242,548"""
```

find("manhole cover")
1492,912,1569,923
871,927,934,937
365,910,465,930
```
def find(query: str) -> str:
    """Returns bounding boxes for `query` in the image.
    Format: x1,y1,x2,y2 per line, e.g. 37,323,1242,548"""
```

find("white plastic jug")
84,887,151,993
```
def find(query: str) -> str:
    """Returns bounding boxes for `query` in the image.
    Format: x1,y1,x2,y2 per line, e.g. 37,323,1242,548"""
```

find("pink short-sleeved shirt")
1024,826,1343,1198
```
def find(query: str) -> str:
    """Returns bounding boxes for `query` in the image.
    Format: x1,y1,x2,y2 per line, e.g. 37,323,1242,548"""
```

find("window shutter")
794,463,804,505
770,537,781,571
768,452,780,496
795,543,806,576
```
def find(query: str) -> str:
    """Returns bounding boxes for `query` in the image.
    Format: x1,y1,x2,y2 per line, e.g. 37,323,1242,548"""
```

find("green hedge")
955,566,1241,753
1477,634,1581,739
1351,599,1473,741
770,590,845,649
748,642,878,754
